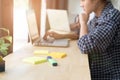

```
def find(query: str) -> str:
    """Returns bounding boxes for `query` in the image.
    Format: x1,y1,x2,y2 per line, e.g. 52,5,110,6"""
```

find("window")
13,0,29,51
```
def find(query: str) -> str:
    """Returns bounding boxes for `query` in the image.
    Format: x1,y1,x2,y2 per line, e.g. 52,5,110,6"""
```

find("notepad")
23,57,47,64
34,50,49,55
47,52,67,58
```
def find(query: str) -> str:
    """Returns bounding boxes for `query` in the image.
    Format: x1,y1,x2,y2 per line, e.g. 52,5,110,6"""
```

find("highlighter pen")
47,56,58,66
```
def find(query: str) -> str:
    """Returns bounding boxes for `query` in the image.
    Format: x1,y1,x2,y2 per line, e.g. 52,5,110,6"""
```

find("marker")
47,56,58,66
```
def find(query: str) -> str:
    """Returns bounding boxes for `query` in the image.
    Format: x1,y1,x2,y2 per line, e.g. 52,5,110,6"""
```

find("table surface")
0,40,91,80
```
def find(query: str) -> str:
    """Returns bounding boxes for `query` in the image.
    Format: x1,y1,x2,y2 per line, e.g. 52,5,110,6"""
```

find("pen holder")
0,60,5,72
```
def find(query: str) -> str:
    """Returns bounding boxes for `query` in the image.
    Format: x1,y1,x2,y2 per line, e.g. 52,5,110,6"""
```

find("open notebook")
26,10,69,47
46,9,71,34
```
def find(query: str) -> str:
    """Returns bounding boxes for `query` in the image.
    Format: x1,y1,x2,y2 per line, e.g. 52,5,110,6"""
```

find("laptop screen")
26,10,39,42
46,9,71,33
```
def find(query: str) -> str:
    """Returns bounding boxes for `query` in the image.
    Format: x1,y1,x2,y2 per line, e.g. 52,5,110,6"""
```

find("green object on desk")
47,56,58,66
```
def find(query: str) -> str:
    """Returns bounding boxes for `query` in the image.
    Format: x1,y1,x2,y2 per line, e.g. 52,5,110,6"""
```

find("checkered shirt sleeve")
78,2,120,80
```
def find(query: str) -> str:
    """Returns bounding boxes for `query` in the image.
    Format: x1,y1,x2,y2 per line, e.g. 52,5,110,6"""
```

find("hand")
70,22,80,31
79,12,89,38
43,31,62,40
79,12,89,25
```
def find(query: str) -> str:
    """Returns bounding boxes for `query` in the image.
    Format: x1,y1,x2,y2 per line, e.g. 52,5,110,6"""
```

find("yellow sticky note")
48,52,67,58
34,50,49,55
23,57,47,64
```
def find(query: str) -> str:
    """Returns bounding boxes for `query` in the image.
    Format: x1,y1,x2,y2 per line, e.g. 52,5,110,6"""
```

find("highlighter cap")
47,56,52,59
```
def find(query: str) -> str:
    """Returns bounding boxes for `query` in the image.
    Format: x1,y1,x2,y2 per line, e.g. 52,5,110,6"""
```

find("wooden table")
0,40,91,80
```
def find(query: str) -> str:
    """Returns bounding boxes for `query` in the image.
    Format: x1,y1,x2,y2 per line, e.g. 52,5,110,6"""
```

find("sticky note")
47,52,67,58
34,50,49,55
23,57,47,64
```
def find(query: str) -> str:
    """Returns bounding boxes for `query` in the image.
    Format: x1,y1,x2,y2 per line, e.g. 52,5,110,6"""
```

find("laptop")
26,10,69,47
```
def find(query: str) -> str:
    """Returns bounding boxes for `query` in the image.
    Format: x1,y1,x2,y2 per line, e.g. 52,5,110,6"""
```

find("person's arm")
60,32,79,40
43,31,79,40
43,22,80,40
79,13,89,38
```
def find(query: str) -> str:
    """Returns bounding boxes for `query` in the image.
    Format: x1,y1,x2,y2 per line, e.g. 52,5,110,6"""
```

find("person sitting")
78,0,120,79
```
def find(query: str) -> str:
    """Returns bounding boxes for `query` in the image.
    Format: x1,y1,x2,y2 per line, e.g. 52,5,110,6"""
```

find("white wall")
111,0,120,10
68,0,82,23
68,0,94,23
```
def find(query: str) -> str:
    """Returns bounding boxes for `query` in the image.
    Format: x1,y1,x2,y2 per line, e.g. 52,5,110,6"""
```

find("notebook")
46,9,71,34
26,10,69,47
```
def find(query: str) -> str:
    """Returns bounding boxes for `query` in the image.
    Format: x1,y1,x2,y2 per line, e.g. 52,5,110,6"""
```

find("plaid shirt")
78,2,120,80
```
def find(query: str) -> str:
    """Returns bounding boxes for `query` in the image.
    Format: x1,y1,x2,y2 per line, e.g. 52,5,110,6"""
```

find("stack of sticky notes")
23,57,47,64
34,50,49,55
47,52,67,58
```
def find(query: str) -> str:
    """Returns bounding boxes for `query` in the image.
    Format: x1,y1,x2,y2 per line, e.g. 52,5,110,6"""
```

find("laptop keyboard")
33,38,55,46
33,38,69,47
